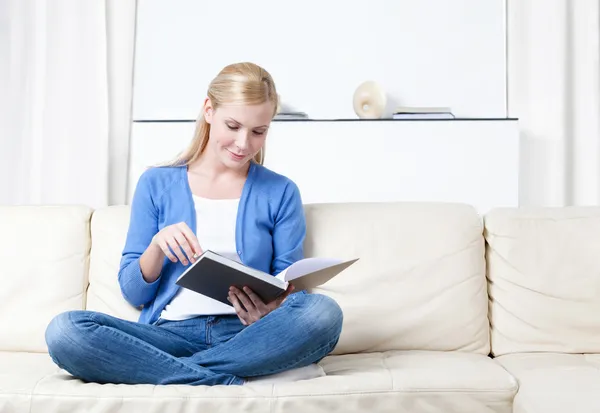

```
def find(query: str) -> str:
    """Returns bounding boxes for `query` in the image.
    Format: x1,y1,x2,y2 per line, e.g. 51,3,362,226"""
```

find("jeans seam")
228,376,244,385
205,320,212,347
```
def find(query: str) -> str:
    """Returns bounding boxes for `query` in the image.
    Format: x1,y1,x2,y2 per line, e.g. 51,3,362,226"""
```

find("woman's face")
204,99,273,170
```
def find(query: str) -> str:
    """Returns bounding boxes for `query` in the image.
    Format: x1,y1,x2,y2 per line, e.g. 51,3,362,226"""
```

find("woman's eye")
253,131,265,136
226,124,239,131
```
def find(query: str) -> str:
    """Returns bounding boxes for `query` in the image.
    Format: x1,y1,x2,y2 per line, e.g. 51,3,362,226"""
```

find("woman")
45,62,343,386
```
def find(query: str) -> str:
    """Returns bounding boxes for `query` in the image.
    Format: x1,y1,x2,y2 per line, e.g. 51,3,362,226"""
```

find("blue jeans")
44,292,343,386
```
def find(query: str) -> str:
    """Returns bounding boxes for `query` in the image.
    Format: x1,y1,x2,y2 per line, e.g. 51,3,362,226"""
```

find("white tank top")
159,195,239,321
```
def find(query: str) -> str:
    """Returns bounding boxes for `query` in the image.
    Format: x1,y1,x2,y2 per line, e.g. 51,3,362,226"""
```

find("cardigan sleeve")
118,169,162,307
270,180,306,275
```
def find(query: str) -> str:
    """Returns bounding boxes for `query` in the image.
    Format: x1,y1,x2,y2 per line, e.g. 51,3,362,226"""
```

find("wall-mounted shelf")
133,118,518,123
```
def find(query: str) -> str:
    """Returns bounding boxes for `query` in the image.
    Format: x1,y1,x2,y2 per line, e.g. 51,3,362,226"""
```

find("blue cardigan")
118,162,306,325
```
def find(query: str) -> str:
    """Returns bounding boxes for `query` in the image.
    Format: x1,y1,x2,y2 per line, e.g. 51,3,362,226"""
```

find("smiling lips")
228,150,245,161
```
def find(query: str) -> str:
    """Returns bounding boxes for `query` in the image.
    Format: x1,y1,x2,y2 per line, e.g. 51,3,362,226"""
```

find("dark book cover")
175,250,287,305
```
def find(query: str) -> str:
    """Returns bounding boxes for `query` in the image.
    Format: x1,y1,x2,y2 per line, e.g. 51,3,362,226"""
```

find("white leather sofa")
1,202,599,413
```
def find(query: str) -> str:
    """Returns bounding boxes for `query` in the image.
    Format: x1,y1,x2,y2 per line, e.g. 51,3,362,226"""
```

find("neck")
187,152,250,180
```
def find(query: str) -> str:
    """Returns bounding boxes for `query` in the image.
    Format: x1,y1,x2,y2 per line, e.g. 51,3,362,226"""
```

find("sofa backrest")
86,206,140,322
485,206,600,356
304,202,489,355
0,206,92,352
6,202,599,358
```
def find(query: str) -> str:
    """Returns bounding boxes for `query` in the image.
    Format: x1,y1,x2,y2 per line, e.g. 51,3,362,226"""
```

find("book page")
282,258,346,282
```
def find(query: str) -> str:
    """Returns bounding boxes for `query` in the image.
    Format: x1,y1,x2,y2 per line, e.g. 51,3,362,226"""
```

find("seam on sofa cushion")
380,353,395,390
28,388,518,399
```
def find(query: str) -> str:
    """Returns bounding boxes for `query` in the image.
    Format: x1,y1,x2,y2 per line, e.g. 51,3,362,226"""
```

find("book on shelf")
274,111,309,120
392,106,455,119
392,113,455,119
175,250,359,305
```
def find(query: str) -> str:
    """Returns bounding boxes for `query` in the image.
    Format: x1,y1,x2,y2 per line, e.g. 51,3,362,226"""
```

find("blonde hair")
166,62,278,166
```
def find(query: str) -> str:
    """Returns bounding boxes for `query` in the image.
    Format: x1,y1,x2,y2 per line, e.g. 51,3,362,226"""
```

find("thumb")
278,284,295,305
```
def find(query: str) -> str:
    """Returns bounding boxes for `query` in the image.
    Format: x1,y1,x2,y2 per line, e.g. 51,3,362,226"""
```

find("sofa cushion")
14,351,515,413
0,351,60,413
485,206,600,356
0,206,92,352
495,353,600,413
304,202,489,355
86,206,140,322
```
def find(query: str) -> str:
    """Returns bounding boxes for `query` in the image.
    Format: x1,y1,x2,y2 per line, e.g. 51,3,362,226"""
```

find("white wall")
129,0,516,211
132,0,507,120
129,120,520,213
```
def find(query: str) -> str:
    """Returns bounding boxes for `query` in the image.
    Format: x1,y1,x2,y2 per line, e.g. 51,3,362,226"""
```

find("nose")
234,130,250,151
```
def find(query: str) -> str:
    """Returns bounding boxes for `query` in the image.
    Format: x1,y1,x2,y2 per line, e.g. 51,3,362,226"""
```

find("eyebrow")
226,118,268,129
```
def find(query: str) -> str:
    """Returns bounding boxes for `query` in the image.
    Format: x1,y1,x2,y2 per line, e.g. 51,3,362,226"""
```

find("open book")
175,250,358,305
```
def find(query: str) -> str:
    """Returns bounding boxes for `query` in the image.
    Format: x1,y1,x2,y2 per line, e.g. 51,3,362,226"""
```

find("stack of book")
392,107,455,119
274,111,309,120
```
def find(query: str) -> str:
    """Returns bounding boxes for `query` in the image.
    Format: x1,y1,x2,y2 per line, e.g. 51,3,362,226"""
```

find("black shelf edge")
133,117,518,123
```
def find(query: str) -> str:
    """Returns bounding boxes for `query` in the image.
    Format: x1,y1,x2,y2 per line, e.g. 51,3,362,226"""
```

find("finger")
279,283,296,300
274,284,295,307
157,240,178,262
242,286,268,311
177,222,203,256
285,283,296,295
231,288,259,318
228,293,249,326
173,232,195,263
166,238,188,264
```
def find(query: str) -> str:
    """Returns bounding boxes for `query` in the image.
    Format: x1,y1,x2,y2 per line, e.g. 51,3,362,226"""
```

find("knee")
45,310,92,363
294,293,343,340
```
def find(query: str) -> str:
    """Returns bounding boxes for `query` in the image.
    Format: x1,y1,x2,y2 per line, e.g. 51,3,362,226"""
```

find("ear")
203,98,214,124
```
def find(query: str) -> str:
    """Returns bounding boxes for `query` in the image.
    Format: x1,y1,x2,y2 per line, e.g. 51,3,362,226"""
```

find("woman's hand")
151,222,202,265
228,284,295,326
